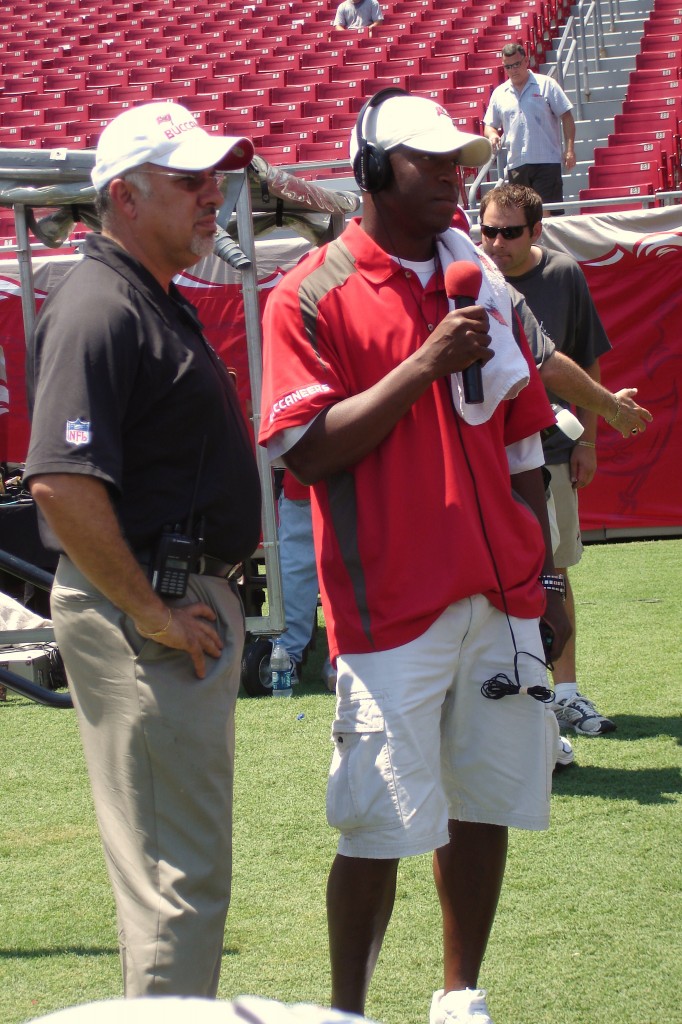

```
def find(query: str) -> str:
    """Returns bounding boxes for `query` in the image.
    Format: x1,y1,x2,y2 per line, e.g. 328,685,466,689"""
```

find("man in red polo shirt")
260,92,570,1024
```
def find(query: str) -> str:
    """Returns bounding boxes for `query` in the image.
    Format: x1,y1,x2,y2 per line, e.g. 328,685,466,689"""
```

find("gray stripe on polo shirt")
297,239,356,359
296,239,374,648
327,469,374,650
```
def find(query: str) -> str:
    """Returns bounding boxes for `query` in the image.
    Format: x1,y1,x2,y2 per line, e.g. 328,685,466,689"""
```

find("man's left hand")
569,442,597,488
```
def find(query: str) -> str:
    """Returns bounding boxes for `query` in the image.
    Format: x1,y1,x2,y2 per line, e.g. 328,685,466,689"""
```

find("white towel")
436,227,530,425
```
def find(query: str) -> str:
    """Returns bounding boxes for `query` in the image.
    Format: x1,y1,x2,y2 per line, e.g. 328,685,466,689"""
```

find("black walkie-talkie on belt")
149,438,207,598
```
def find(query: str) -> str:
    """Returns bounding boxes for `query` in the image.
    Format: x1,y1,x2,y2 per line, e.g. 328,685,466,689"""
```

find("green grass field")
1,539,681,1024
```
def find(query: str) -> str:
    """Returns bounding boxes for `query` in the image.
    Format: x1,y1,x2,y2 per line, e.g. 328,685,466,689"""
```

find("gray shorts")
549,461,584,568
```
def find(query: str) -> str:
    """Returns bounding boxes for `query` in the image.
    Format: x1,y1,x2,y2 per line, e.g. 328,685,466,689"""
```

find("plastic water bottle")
270,638,293,698
543,403,584,442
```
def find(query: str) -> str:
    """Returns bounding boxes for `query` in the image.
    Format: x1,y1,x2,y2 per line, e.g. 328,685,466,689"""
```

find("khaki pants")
51,557,244,997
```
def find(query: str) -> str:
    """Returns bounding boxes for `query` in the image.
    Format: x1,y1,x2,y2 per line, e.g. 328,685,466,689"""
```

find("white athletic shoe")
554,694,616,735
554,734,575,772
430,988,494,1024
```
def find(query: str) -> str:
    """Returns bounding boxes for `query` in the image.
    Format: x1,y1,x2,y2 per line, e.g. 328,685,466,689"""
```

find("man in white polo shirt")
483,43,576,208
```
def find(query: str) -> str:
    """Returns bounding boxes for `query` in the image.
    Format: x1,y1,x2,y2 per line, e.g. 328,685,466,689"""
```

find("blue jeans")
278,495,319,662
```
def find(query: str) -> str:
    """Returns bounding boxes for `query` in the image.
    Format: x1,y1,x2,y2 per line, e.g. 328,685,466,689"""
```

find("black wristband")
538,573,566,598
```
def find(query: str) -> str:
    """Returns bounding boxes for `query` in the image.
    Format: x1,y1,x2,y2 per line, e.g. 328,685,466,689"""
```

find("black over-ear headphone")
353,87,410,194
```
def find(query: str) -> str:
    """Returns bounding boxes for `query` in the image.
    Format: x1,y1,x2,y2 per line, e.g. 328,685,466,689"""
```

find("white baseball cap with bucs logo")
351,94,492,167
92,101,255,190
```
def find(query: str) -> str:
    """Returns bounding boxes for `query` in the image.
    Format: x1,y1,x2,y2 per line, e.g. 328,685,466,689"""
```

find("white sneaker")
430,988,493,1024
554,693,616,735
554,734,575,772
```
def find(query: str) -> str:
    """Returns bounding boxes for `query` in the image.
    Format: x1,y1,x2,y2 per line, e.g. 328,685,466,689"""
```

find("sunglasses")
480,224,527,239
502,59,525,70
132,169,228,193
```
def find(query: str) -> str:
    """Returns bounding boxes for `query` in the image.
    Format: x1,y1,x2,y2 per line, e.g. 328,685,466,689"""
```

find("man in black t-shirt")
479,183,652,738
24,102,260,998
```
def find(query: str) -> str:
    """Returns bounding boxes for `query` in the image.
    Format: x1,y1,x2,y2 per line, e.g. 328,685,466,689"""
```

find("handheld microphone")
444,261,484,404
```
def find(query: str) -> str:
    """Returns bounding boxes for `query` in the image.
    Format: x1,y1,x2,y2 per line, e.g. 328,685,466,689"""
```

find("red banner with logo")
541,206,682,535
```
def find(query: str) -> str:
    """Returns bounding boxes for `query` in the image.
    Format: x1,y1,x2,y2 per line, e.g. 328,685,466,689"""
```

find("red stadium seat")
129,66,170,85
363,76,411,94
628,67,681,85
594,141,673,189
578,184,656,214
387,41,431,61
455,66,504,88
241,70,287,90
465,50,504,70
151,80,198,99
587,162,665,191
330,111,360,130
254,101,305,121
622,95,682,116
271,114,330,134
614,110,680,135
0,108,45,128
260,131,314,147
635,51,682,73
420,53,468,74
285,67,332,87
594,141,665,163
345,44,387,62
404,26,442,42
330,63,376,83
313,128,351,144
302,97,354,117
222,113,270,134
408,72,458,91
434,38,473,57
608,129,679,153
644,14,682,34
640,33,682,54
109,84,154,102
316,81,364,101
420,10,457,25
86,68,128,88
627,79,682,102
3,77,44,96
300,51,346,69
43,104,88,124
0,95,23,113
170,63,214,82
376,58,421,76
298,140,348,170
254,143,298,164
271,84,316,104
367,25,409,44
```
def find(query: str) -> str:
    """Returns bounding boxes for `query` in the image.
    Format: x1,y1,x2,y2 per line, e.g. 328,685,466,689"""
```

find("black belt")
136,551,242,581
198,555,243,581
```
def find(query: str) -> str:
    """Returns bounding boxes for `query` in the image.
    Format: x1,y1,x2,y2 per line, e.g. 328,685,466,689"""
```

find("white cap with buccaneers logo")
351,94,491,168
92,102,255,190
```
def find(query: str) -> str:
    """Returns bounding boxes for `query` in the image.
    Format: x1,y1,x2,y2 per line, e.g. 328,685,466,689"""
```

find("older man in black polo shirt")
24,102,261,998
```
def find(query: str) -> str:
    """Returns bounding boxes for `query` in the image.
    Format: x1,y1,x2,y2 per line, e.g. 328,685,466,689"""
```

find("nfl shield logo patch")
65,418,91,446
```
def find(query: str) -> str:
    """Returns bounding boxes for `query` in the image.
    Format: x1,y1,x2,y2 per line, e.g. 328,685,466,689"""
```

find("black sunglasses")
480,224,527,239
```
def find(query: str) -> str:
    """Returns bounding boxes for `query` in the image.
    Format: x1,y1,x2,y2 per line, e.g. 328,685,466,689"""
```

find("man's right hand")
418,305,494,381
608,388,653,437
135,603,223,679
